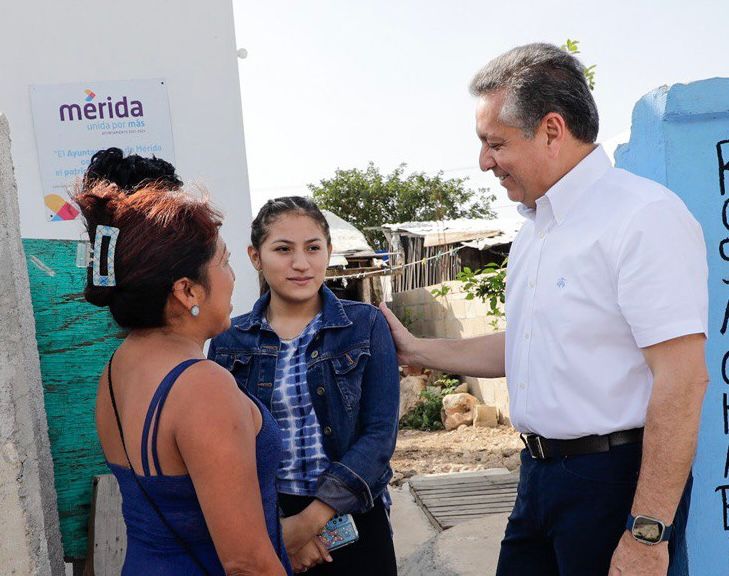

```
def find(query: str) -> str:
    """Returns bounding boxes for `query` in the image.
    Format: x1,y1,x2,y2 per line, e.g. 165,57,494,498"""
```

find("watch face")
632,516,664,543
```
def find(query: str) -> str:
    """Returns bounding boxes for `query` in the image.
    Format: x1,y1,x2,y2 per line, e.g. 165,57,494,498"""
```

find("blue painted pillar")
616,78,729,576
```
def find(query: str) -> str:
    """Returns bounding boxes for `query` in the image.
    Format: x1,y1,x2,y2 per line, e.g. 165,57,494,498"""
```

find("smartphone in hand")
318,513,359,551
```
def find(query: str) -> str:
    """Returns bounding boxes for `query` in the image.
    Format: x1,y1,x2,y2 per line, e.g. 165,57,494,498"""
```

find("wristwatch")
626,514,672,545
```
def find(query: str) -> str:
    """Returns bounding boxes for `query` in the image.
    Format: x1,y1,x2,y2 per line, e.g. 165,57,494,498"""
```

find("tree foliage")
432,260,507,330
309,162,495,249
561,38,596,90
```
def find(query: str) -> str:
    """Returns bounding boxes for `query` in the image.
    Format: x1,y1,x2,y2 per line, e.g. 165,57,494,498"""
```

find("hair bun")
85,147,182,191
85,147,125,184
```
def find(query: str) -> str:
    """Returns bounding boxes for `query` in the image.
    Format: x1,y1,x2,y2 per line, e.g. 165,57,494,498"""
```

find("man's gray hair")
469,43,599,143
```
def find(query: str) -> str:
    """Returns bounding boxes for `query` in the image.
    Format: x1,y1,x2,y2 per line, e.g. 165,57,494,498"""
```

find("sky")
232,0,728,218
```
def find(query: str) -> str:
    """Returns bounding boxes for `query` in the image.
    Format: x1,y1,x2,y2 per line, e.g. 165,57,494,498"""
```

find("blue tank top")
106,358,292,575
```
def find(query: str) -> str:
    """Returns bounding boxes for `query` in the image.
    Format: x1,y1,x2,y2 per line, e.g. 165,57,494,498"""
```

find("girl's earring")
190,305,200,317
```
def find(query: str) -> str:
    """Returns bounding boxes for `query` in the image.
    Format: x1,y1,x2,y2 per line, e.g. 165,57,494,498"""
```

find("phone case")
318,513,359,551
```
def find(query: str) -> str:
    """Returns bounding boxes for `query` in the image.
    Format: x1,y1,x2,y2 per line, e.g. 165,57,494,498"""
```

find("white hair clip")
92,225,120,287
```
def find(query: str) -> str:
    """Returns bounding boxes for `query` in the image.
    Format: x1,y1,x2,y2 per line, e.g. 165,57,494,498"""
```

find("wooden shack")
381,217,522,293
323,210,388,303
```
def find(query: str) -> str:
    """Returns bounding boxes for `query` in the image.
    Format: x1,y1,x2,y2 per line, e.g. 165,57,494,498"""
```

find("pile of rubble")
399,369,501,430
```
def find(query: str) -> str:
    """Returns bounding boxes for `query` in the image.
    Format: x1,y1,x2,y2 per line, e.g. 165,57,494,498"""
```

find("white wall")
0,0,258,313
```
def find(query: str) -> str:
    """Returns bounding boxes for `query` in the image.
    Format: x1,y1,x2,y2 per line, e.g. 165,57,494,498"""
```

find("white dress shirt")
505,145,708,439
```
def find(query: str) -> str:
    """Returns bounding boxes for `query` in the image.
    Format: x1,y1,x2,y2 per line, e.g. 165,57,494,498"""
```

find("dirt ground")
390,425,523,486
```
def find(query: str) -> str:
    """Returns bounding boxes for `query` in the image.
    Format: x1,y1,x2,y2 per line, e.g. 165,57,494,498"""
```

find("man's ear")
542,112,567,154
248,245,261,271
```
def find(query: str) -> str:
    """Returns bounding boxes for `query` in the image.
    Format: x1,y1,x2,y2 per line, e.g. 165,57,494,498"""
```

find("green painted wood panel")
23,238,125,559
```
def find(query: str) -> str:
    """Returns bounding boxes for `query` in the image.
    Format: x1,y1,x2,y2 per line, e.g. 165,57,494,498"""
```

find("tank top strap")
140,359,204,477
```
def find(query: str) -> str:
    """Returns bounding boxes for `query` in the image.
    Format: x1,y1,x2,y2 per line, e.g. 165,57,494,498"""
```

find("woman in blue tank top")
74,149,295,575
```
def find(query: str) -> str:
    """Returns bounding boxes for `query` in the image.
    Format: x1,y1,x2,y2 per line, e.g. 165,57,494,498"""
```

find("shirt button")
524,332,530,340
538,231,545,239
528,280,535,288
519,382,526,390
316,386,325,396
311,350,319,358
323,426,333,436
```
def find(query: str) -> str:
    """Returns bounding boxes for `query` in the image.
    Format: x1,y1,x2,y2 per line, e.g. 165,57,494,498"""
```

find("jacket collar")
234,285,352,332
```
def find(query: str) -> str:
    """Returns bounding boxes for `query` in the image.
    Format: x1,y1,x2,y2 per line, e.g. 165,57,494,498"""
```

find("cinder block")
411,319,424,336
417,289,431,304
393,291,413,306
445,318,464,338
466,377,490,404
465,299,484,319
449,300,467,319
461,318,486,338
466,377,510,424
421,303,433,320
473,404,499,428
399,294,413,307
420,320,438,338
434,319,447,336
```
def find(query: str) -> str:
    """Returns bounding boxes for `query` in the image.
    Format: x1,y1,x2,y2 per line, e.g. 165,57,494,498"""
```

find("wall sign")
30,79,174,222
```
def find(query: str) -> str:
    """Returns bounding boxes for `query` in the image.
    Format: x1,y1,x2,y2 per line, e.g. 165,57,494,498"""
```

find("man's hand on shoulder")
378,302,420,367
608,532,668,576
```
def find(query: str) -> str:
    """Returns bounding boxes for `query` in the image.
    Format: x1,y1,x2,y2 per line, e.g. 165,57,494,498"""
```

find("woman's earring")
190,305,200,317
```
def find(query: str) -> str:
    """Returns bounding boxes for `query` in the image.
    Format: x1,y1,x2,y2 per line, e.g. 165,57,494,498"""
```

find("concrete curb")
399,513,509,576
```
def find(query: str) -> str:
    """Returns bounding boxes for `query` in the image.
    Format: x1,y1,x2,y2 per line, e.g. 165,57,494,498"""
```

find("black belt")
520,428,644,460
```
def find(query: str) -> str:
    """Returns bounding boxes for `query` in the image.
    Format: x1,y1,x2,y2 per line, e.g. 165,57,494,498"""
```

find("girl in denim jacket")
209,197,400,574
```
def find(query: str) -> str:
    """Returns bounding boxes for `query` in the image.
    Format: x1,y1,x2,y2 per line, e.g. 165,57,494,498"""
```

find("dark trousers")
279,493,398,576
496,444,692,576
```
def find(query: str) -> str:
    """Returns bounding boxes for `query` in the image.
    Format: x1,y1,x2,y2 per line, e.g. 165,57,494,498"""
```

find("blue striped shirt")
267,314,330,496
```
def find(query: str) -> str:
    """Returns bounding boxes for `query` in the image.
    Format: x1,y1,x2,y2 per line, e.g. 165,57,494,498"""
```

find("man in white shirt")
381,43,708,576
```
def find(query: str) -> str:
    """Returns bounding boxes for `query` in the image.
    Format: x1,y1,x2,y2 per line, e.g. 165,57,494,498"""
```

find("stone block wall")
391,280,510,423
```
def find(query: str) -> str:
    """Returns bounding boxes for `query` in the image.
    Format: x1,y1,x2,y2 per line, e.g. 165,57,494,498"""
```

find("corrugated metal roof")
323,210,377,266
382,215,523,248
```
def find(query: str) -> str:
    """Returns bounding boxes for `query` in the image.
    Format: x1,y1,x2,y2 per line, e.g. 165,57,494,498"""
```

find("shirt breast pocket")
329,347,370,410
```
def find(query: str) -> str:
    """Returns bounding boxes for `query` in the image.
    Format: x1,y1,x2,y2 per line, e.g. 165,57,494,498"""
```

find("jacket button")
311,350,319,359
323,426,333,436
316,386,325,396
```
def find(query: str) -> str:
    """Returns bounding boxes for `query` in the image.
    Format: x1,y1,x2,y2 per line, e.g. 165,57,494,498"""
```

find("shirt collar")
515,145,611,224
517,202,536,221
544,145,611,225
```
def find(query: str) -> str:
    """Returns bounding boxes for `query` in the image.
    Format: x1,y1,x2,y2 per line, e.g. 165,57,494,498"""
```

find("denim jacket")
208,286,400,515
